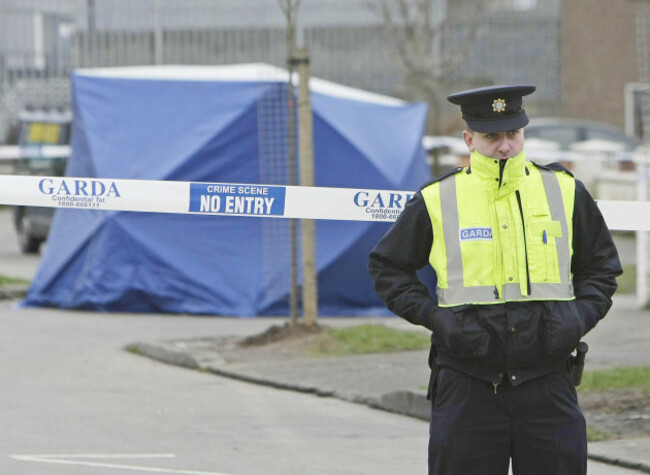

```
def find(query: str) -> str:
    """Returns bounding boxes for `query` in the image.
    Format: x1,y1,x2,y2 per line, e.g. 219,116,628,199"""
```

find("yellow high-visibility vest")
422,150,576,307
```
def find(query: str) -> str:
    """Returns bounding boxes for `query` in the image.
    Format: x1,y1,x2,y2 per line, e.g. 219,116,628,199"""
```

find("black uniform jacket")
368,163,623,386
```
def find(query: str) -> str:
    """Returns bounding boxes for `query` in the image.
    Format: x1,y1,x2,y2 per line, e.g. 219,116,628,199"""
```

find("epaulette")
531,161,574,177
419,167,464,191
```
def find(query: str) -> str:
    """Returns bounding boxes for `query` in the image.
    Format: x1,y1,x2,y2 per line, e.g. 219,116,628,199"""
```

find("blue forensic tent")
23,63,430,316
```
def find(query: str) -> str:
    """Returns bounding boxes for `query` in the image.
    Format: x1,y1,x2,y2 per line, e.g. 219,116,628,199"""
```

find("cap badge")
492,98,506,113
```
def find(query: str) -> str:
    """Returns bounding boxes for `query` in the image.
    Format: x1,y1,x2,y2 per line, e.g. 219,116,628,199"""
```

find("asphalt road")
0,208,643,474
0,207,41,280
0,302,435,475
0,208,430,474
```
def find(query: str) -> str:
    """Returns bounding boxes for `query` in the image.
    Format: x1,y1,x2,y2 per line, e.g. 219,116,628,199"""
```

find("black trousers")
428,368,587,475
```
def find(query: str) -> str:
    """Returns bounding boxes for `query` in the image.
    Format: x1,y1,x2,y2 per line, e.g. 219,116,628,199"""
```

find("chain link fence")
0,0,564,141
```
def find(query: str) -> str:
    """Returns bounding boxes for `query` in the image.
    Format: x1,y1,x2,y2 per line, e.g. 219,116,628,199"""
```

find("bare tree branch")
277,0,303,18
368,0,496,134
277,0,304,60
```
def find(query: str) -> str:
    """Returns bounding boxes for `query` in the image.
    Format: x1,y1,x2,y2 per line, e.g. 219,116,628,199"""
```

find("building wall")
561,0,650,128
0,0,563,139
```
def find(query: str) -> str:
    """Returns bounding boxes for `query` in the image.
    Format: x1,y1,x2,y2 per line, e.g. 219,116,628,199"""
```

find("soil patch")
580,388,650,439
239,322,328,347
208,322,330,364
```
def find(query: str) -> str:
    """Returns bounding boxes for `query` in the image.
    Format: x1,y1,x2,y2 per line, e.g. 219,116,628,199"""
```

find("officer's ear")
462,129,475,152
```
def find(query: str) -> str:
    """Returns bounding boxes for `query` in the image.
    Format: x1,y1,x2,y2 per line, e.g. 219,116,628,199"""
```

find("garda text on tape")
38,177,121,209
0,174,647,230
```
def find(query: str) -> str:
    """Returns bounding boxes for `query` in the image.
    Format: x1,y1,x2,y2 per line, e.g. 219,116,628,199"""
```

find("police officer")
368,85,623,475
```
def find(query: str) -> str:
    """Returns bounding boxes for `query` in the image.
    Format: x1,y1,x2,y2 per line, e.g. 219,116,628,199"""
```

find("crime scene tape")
0,174,649,230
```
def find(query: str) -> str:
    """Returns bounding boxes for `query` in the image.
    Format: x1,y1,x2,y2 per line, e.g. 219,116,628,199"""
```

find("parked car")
10,108,71,254
524,117,639,152
424,118,640,176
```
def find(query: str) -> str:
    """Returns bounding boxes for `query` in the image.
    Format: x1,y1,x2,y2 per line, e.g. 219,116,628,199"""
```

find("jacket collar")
469,149,527,191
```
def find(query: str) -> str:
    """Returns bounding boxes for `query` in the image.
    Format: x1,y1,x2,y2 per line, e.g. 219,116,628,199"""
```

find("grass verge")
587,427,612,442
307,324,430,357
579,366,650,392
616,264,636,294
0,275,30,287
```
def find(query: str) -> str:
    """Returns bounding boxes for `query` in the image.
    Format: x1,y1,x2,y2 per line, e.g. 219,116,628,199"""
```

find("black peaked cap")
447,85,536,133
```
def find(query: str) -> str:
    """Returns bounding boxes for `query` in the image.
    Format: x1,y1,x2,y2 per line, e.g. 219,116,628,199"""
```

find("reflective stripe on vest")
539,168,572,290
434,167,574,306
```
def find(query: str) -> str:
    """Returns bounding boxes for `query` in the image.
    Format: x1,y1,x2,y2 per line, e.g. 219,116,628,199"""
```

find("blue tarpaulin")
23,63,430,316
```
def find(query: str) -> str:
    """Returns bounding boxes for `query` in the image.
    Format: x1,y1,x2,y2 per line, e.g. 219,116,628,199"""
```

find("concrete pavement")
130,293,650,474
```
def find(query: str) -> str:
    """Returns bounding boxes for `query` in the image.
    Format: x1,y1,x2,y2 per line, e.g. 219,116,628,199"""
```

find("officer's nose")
497,137,511,155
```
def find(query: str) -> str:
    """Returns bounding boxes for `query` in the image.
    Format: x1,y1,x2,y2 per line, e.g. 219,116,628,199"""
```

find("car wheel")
16,214,42,254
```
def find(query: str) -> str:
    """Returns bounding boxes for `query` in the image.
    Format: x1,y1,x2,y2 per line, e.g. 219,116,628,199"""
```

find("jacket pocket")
509,302,545,357
432,305,492,358
527,219,562,283
543,300,586,355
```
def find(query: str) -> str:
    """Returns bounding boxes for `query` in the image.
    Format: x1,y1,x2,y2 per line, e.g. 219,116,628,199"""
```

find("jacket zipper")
515,190,531,296
498,160,506,188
